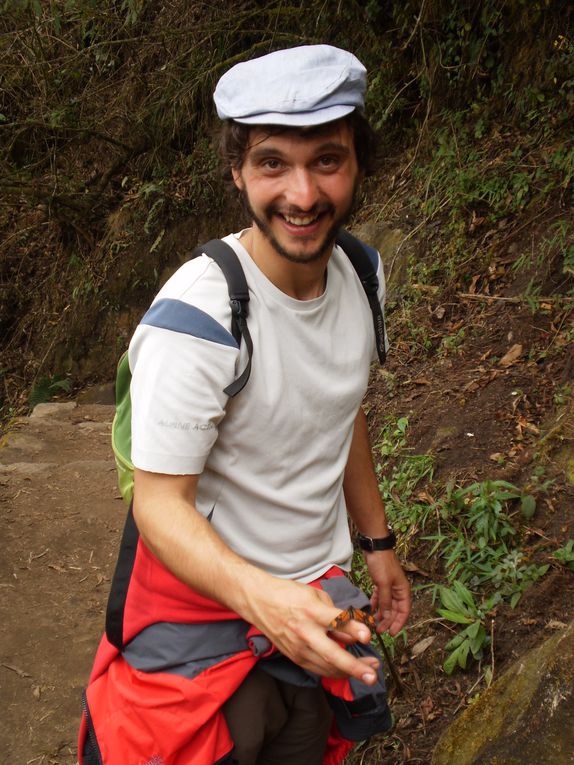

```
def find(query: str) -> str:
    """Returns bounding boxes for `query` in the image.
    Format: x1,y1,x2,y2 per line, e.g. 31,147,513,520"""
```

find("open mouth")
281,213,320,227
274,206,333,232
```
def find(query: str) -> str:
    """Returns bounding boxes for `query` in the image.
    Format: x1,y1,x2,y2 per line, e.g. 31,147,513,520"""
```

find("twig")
375,632,405,696
2,663,31,679
400,26,432,178
380,75,420,125
400,93,432,179
401,0,428,51
452,674,483,716
387,195,450,278
490,617,495,684
458,293,574,305
0,121,133,151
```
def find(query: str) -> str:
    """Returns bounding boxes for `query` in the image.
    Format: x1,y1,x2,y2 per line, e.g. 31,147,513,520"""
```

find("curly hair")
218,110,377,192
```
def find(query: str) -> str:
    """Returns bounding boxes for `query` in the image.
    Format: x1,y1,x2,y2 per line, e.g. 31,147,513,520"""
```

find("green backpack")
112,231,386,505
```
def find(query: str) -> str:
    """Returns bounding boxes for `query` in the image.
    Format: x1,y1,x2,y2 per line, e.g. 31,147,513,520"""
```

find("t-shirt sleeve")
128,257,241,475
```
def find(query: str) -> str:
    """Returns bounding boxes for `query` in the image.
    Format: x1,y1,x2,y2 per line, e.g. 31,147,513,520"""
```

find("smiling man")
233,122,359,266
80,45,410,765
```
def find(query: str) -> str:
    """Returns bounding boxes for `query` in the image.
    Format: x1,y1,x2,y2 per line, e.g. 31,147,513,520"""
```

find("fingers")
304,629,380,684
250,580,382,684
372,582,411,636
282,609,379,684
327,617,373,646
365,552,412,636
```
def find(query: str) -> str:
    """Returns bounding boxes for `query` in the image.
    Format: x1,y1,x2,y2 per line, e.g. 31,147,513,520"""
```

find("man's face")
232,120,361,264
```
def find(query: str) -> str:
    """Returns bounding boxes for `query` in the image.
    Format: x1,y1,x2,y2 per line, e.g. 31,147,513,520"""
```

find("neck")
239,226,332,301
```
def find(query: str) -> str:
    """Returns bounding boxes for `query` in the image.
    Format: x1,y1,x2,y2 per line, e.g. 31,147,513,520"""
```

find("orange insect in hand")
329,606,377,633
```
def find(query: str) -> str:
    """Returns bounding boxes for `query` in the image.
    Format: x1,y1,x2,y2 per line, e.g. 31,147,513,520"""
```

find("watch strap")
357,530,396,552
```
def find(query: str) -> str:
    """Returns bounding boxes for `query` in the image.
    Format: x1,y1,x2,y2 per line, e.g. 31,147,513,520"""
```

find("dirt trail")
0,403,121,765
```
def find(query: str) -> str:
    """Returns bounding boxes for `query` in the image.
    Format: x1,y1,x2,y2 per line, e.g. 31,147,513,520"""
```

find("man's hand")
365,549,411,636
244,577,380,685
134,470,381,685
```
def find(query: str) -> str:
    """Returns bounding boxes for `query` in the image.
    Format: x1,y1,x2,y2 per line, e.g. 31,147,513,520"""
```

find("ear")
231,167,244,191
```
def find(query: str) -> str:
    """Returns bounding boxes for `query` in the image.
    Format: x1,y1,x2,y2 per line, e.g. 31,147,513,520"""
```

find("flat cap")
213,44,366,127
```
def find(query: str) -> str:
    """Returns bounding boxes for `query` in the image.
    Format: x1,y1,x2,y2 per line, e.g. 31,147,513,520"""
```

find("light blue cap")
213,45,367,127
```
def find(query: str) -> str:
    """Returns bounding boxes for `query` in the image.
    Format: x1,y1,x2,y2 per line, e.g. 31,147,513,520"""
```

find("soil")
1,403,120,765
1,283,573,765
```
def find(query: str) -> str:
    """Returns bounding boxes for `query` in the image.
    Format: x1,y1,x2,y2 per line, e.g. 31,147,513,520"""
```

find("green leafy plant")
28,375,72,411
554,541,574,571
426,479,548,613
374,417,434,537
437,582,493,674
439,327,466,357
476,550,549,608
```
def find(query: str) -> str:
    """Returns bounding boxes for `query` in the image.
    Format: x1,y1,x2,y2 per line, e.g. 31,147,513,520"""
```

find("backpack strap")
335,229,387,364
105,501,139,650
191,239,253,397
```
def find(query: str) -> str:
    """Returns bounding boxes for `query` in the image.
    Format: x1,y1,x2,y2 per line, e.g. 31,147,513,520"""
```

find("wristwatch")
357,529,396,552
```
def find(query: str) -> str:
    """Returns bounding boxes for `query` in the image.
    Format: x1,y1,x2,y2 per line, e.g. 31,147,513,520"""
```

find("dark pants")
222,666,333,765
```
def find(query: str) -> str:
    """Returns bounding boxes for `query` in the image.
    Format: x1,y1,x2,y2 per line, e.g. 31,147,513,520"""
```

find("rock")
430,424,460,450
556,401,574,486
76,383,116,405
30,402,77,419
555,443,574,486
351,221,407,297
432,621,574,765
0,462,56,475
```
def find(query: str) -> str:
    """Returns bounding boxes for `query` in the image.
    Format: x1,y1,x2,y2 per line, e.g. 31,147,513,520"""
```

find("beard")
240,183,360,265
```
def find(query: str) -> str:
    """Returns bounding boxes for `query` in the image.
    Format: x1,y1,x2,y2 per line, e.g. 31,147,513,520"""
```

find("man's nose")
285,168,319,211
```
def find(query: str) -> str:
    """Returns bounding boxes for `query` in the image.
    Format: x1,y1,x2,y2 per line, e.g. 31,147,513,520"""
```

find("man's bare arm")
133,468,380,683
343,407,411,635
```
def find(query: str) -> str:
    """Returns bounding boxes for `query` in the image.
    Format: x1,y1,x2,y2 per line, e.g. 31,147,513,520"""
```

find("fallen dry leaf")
403,561,431,577
468,274,481,293
499,343,523,367
411,635,436,658
420,696,434,721
48,564,67,574
516,416,540,437
546,620,568,630
413,377,432,386
463,370,500,393
469,212,486,234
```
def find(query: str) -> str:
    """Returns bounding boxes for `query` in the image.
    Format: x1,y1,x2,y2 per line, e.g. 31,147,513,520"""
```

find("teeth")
283,214,317,226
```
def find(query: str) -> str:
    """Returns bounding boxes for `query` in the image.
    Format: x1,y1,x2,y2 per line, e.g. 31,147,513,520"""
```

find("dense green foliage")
1,0,572,418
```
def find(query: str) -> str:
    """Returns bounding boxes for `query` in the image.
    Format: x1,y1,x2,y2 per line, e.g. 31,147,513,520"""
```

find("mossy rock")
432,621,574,765
351,221,407,297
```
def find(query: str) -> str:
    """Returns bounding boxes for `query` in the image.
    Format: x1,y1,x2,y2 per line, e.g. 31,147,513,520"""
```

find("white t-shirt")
129,232,386,582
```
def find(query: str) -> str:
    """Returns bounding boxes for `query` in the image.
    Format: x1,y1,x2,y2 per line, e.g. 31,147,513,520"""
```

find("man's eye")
318,155,339,168
262,159,282,170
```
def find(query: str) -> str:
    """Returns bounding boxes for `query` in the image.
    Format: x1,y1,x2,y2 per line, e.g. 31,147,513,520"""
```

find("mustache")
270,202,335,217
